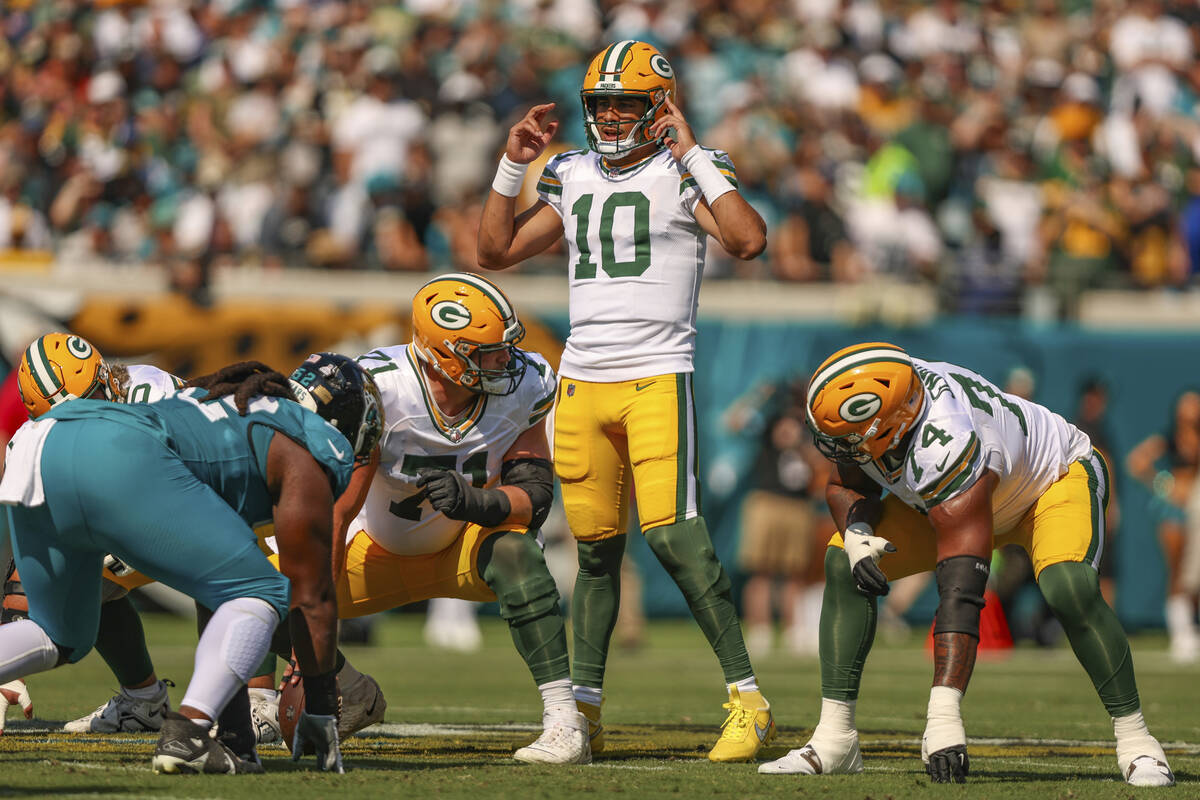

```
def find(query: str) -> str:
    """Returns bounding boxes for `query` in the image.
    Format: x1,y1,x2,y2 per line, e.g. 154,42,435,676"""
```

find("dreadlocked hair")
186,361,293,415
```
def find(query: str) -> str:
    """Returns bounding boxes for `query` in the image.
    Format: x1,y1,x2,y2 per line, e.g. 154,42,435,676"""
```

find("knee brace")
645,518,731,604
479,531,561,625
933,556,990,638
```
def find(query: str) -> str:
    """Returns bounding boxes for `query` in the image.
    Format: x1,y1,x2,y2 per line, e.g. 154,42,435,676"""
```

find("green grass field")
1,614,1196,799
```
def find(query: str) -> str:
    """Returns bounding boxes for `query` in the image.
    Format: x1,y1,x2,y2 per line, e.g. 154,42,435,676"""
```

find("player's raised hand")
506,104,559,165
648,97,697,161
0,679,33,734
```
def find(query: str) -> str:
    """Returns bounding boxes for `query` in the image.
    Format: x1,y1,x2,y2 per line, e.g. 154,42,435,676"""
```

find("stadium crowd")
2,0,1200,313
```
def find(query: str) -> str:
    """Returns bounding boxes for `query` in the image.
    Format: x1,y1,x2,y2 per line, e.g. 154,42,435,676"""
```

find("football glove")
924,744,969,783
843,524,895,596
416,469,510,527
293,710,344,773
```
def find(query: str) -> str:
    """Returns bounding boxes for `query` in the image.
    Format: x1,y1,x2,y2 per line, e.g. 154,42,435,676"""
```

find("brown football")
278,679,306,754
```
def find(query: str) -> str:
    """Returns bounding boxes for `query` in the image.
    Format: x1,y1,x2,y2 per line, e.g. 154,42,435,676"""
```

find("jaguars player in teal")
0,355,382,774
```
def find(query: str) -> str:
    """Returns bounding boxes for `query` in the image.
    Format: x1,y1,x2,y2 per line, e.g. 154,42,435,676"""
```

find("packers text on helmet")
17,333,121,419
411,272,527,396
581,40,676,158
806,342,925,464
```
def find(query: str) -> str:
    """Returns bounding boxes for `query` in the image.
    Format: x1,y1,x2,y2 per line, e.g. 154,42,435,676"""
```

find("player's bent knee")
646,518,730,601
479,532,561,625
1038,561,1102,622
576,535,625,576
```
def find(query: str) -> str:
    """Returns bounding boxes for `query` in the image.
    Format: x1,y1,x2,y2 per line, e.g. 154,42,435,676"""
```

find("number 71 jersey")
862,359,1092,535
538,147,738,382
351,344,557,556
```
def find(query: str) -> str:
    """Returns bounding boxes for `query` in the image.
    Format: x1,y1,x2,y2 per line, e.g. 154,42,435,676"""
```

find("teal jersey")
42,389,355,527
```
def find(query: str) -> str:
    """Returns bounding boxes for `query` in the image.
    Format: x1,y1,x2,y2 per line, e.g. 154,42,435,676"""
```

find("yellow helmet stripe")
25,338,68,404
809,345,911,406
602,40,637,76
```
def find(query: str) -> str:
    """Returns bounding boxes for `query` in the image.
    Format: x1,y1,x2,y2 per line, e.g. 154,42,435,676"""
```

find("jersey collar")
405,345,488,444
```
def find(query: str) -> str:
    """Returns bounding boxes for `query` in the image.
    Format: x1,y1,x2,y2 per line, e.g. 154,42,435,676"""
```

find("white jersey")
537,147,738,382
121,364,183,403
350,344,557,556
862,359,1092,535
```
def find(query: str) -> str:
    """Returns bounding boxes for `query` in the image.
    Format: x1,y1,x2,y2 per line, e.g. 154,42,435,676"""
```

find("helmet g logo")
839,392,882,423
650,54,673,79
432,301,471,330
67,336,93,359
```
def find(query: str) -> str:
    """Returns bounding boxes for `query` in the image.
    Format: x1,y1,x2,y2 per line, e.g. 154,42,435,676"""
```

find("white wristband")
491,155,529,198
680,144,735,205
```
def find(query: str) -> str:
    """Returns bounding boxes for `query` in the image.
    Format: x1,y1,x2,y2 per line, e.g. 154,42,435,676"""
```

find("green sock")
1038,561,1140,716
646,518,752,684
819,547,877,701
571,536,625,689
95,595,155,688
478,530,570,686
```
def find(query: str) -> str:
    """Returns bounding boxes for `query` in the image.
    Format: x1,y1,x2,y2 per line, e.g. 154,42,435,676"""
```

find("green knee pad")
479,531,561,624
645,517,730,604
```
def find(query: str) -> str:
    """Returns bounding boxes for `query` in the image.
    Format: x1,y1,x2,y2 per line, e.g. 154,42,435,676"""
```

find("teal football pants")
8,418,289,661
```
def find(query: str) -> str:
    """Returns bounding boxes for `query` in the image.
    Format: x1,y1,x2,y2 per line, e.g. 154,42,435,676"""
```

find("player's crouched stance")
0,357,382,774
760,343,1173,787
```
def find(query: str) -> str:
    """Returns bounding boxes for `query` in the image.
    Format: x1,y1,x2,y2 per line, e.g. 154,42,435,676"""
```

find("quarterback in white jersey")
477,39,774,764
290,273,587,765
758,342,1174,788
5,333,180,735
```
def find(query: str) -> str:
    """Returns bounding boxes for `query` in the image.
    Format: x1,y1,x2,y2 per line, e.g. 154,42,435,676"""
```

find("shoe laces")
718,700,756,742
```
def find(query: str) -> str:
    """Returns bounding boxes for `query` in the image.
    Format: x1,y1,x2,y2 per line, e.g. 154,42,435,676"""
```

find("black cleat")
152,712,264,775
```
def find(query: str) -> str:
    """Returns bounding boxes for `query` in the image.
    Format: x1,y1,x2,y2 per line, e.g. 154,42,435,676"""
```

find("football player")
759,342,1174,787
3,333,182,734
476,40,772,761
0,355,382,773
268,272,585,764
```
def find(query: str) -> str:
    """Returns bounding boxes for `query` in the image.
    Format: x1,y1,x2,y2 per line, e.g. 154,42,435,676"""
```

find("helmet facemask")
581,90,667,157
437,318,527,396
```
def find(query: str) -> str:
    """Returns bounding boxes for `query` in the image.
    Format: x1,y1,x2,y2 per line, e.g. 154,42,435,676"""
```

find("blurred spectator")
1072,376,1121,607
724,377,830,657
1127,389,1200,663
0,0,1197,310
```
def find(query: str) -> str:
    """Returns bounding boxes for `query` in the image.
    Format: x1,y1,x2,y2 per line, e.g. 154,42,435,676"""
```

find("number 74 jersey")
862,359,1092,536
350,344,557,556
538,147,738,382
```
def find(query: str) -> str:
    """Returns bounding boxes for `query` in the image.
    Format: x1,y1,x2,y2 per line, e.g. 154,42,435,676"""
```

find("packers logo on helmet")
806,342,925,464
581,40,676,157
17,332,120,419
411,272,527,396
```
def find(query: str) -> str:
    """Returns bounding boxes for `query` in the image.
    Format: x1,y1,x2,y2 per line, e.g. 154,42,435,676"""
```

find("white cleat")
64,679,171,733
1124,755,1176,787
758,736,863,775
247,688,282,746
513,711,592,765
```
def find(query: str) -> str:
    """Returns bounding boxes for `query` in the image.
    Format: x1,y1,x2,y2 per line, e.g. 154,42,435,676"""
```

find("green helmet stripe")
809,347,911,407
602,40,636,75
424,272,515,322
25,339,63,401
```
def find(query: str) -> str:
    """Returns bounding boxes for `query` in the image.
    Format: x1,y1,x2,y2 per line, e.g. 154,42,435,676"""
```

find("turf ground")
1,614,1196,799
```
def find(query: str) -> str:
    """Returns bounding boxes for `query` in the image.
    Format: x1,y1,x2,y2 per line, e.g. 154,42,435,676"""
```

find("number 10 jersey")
538,147,738,382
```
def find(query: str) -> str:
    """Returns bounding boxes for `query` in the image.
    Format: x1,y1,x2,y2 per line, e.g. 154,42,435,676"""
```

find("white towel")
0,418,56,508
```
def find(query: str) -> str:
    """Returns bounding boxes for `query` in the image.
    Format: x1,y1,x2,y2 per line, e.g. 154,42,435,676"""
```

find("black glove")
293,711,344,773
416,469,510,527
925,744,969,784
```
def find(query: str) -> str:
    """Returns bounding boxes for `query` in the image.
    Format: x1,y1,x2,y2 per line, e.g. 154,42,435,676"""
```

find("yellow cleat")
576,700,604,754
707,687,775,762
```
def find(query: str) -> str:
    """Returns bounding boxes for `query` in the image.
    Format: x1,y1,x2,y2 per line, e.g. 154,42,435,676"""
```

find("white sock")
181,597,278,721
728,675,759,695
191,717,213,730
813,697,856,739
0,619,60,683
1165,595,1197,640
573,684,602,707
539,678,576,716
1113,708,1153,745
1113,708,1166,766
124,681,163,700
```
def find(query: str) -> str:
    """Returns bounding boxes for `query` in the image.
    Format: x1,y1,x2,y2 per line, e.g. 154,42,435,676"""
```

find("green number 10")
571,191,651,279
